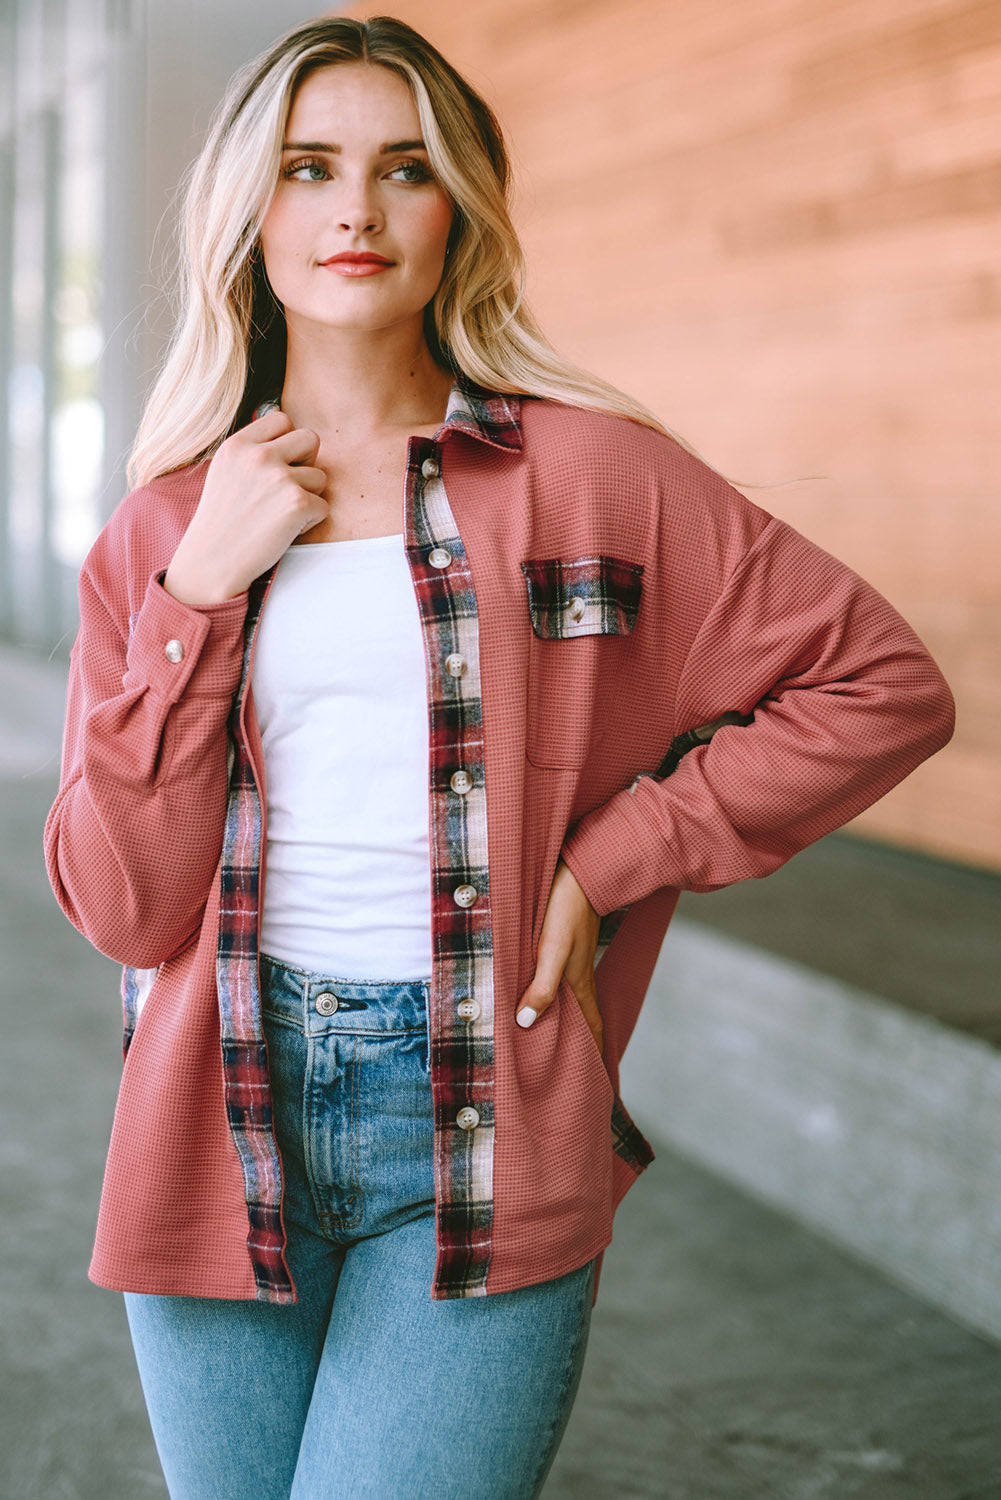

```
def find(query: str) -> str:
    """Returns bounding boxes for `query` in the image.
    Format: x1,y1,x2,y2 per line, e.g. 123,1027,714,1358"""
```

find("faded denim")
125,953,596,1499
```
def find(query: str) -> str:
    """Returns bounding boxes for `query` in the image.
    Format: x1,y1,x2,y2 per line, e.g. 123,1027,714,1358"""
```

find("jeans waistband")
259,952,431,1036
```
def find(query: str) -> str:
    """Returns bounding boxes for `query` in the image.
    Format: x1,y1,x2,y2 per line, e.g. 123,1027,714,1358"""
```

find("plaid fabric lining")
207,377,645,1301
611,1094,656,1173
216,571,292,1303
121,963,157,1059
403,389,506,1298
594,906,630,966
521,555,644,640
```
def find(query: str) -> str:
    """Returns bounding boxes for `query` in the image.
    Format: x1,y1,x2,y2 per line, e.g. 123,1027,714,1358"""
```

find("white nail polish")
516,1006,538,1028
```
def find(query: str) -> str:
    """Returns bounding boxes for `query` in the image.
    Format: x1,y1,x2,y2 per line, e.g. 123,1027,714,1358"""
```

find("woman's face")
259,63,454,342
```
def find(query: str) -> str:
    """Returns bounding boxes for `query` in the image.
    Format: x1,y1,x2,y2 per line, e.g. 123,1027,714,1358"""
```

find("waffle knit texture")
44,380,955,1305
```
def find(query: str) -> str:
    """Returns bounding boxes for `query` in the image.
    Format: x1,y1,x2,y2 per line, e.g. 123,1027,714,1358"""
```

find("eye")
387,158,433,184
283,156,329,183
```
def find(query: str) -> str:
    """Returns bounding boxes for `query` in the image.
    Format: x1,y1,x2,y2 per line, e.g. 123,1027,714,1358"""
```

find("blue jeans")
124,954,596,1499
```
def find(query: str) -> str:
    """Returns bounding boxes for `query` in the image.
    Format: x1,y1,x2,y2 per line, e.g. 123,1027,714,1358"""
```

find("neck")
278,317,454,437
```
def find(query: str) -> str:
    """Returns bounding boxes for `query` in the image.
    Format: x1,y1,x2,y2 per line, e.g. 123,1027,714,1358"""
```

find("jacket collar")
253,375,523,452
436,375,523,451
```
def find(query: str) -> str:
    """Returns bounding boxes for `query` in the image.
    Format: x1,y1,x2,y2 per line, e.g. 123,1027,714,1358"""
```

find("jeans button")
315,992,339,1016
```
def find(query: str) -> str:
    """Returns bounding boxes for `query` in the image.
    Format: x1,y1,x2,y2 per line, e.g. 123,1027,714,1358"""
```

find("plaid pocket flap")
520,555,644,640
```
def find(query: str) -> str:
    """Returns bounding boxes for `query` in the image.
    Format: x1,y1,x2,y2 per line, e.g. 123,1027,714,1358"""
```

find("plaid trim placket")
399,379,521,1296
216,570,292,1302
403,436,495,1297
209,380,521,1302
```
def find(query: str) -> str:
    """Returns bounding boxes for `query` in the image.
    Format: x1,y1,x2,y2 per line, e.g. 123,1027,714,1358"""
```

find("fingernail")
516,1006,538,1028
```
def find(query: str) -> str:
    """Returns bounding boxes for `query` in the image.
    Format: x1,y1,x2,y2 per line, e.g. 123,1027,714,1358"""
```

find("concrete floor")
678,831,1001,1048
4,645,1001,1499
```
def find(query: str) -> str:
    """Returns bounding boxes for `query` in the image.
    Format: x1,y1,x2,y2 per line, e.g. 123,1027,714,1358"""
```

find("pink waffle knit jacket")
44,389,955,1305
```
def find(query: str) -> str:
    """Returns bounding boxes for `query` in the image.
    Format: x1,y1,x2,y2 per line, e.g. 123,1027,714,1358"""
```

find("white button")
164,639,184,663
421,457,440,479
315,992,339,1015
456,1106,480,1131
457,998,480,1022
450,769,473,795
445,653,466,678
453,884,478,908
428,546,452,569
567,596,586,621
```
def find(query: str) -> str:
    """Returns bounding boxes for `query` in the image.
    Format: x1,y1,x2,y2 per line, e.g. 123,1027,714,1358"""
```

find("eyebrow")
281,139,428,154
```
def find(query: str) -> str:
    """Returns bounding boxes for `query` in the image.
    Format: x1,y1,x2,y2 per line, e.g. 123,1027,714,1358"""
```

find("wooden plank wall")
347,0,1001,872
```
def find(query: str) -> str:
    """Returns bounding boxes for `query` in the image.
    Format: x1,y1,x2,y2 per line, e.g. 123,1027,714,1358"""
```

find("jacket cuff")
122,572,249,704
560,779,665,918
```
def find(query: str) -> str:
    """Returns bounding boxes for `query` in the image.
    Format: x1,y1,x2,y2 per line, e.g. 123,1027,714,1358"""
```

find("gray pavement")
677,831,1001,1048
4,644,1001,1499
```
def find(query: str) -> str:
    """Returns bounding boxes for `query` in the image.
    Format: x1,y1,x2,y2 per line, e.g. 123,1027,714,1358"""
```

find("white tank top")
251,533,433,979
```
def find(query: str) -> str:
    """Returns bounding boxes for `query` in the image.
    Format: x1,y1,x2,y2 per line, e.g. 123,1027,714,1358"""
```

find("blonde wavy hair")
129,14,757,488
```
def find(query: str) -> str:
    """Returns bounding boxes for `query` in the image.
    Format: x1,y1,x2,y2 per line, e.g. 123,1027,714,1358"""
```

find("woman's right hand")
163,410,328,605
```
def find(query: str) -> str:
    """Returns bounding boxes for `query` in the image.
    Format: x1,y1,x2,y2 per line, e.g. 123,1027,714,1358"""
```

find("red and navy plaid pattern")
611,1095,656,1174
121,963,156,1059
216,570,292,1302
401,396,507,1297
521,555,644,640
211,378,643,1301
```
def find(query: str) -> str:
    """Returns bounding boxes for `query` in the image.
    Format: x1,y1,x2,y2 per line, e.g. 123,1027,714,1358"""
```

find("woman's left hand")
516,860,603,1053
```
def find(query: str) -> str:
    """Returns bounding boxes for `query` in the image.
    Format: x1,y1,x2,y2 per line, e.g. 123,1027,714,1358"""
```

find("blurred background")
2,2,1001,1496
2,0,998,868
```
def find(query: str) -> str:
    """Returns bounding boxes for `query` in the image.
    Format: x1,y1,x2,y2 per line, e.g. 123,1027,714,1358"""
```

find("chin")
291,295,438,337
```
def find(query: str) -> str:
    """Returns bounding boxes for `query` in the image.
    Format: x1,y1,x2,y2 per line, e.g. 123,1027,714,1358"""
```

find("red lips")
320,252,394,266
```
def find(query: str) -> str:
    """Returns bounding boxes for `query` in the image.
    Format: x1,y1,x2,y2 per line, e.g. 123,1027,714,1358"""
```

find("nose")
339,208,382,234
336,174,384,236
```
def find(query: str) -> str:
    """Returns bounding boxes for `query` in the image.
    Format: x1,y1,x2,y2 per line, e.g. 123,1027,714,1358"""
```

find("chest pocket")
520,555,644,768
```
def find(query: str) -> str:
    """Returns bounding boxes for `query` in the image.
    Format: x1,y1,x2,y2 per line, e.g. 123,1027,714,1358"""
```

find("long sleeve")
559,515,955,916
44,522,249,967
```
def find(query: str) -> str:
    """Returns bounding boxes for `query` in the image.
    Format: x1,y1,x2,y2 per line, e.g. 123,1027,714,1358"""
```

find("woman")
44,13,954,1499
